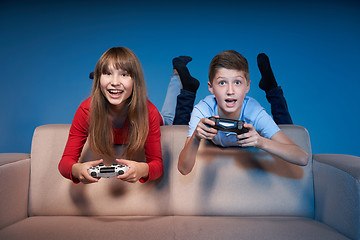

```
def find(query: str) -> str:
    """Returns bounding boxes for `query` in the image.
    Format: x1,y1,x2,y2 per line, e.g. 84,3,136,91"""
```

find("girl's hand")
71,159,103,184
115,159,149,183
194,116,219,141
236,123,265,148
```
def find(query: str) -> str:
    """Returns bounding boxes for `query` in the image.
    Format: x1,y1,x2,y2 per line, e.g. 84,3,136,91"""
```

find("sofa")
0,124,359,240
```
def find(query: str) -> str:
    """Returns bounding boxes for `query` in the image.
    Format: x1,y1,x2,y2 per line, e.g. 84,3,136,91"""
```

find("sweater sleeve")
139,101,164,183
58,98,90,183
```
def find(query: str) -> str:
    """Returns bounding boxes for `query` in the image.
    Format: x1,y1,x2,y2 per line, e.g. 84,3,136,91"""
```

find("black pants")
173,89,196,125
266,86,293,125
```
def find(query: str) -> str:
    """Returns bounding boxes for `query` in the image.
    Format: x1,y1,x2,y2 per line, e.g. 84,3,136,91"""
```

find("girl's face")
100,65,134,112
208,68,250,119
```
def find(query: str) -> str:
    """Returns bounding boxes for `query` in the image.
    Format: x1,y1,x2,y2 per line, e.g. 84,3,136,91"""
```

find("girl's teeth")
109,90,122,94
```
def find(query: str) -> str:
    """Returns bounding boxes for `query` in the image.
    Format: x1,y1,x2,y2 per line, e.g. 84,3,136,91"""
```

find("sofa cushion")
170,125,314,217
28,124,313,217
0,154,30,229
0,216,348,240
29,124,171,216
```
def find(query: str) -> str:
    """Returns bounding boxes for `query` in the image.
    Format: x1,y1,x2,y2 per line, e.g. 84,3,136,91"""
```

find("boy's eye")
219,81,226,86
235,80,241,85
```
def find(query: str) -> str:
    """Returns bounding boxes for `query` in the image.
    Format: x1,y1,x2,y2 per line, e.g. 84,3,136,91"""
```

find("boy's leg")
257,53,293,125
265,86,293,125
173,89,196,125
172,56,200,125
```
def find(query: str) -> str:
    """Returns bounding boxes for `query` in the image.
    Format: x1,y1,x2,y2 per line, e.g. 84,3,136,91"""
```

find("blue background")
1,0,359,157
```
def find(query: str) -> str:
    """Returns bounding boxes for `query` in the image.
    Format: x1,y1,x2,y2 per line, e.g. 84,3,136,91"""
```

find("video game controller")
208,116,249,134
88,163,129,178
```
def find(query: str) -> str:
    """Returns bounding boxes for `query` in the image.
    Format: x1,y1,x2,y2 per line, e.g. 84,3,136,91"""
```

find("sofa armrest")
0,153,31,229
313,154,360,240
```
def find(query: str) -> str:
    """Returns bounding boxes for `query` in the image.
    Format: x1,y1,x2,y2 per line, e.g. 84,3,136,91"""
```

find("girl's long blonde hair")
88,47,149,159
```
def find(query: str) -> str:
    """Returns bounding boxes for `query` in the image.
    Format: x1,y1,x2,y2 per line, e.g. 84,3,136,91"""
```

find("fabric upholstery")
29,124,170,216
0,216,349,240
171,125,314,217
0,154,30,229
314,154,360,240
28,124,313,217
0,124,357,240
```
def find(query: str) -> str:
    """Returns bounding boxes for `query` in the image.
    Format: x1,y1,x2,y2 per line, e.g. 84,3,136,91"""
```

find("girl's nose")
111,75,121,85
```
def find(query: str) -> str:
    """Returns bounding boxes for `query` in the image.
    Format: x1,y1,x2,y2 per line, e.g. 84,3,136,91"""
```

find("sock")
257,53,278,91
172,56,192,66
172,56,200,93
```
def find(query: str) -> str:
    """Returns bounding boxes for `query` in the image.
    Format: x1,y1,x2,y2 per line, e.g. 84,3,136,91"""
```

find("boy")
177,50,308,175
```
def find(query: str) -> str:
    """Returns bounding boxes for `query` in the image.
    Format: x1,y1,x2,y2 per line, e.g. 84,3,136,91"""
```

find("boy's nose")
227,84,234,95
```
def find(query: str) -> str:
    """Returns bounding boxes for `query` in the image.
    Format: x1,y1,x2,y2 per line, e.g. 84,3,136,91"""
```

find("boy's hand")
116,159,149,183
71,159,103,184
236,123,264,148
194,116,219,140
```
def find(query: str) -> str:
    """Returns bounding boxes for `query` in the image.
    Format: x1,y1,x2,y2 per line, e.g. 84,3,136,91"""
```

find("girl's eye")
122,73,128,77
103,72,111,76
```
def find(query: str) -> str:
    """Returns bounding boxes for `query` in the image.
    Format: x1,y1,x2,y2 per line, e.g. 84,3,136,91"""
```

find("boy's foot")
172,56,199,93
257,53,278,91
172,56,192,68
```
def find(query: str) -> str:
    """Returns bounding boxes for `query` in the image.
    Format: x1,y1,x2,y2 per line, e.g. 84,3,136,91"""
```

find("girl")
58,47,163,184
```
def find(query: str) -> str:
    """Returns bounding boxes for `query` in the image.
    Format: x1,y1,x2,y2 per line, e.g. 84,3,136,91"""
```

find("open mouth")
225,99,237,107
108,89,124,97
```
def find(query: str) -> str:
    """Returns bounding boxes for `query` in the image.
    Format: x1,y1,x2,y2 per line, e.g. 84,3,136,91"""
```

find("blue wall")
1,0,359,157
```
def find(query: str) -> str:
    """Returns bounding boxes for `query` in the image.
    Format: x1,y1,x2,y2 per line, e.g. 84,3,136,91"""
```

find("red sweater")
58,97,164,183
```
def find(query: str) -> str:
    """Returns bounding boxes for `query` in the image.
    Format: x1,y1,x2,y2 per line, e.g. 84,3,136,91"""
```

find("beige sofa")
0,124,359,240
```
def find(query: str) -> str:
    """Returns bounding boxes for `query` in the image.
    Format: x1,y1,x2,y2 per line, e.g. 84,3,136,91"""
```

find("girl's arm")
237,123,309,166
115,159,149,183
71,159,104,184
58,98,98,183
178,117,218,175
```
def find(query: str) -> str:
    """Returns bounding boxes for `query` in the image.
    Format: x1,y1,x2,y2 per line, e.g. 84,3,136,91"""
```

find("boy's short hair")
208,50,249,83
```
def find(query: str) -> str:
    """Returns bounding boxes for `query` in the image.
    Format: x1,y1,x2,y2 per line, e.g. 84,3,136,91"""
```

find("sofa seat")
0,216,349,240
1,124,359,240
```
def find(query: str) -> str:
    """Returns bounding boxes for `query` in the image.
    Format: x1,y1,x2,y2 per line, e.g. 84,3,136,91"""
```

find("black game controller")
208,117,249,134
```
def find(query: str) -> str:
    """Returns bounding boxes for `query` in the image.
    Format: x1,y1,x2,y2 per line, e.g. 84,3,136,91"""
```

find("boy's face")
208,68,250,119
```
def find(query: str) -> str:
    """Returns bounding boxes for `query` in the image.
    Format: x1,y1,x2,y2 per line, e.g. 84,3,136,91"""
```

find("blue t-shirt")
188,95,280,147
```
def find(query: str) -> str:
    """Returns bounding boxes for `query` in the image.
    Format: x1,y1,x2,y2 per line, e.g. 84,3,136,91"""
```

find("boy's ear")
208,81,214,94
246,79,251,94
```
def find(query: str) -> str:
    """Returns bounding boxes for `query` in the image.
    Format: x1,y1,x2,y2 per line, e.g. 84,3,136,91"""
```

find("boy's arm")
178,118,218,175
238,123,309,166
263,131,309,166
178,136,200,175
